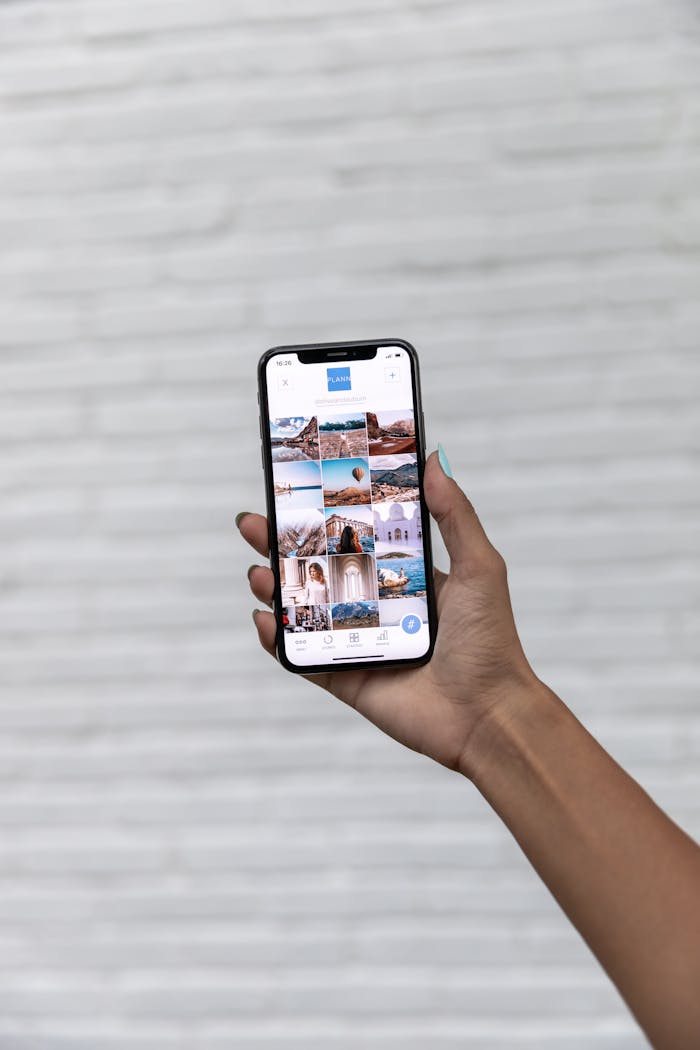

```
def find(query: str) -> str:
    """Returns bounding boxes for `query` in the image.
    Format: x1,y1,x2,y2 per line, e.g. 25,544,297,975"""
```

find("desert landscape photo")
366,410,416,456
318,412,369,459
321,457,371,507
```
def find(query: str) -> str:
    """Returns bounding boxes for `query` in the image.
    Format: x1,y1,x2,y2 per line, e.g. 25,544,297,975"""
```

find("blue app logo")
327,366,351,391
401,614,422,635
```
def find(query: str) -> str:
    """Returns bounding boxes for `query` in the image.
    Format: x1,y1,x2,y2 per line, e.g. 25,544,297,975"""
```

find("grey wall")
1,1,699,1047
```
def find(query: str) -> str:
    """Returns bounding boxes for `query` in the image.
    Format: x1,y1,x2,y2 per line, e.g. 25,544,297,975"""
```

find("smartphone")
257,339,437,673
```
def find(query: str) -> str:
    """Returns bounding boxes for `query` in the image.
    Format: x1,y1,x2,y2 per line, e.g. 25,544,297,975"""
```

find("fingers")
423,450,496,576
252,609,277,657
248,564,274,608
236,512,270,559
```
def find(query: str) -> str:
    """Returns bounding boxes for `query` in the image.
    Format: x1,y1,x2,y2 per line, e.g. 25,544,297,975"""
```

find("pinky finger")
252,608,278,659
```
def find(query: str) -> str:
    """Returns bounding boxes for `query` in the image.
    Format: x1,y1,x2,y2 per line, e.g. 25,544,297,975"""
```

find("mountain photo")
370,454,419,502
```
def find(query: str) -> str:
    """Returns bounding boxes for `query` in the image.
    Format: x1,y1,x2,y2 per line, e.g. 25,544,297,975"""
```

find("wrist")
457,672,564,784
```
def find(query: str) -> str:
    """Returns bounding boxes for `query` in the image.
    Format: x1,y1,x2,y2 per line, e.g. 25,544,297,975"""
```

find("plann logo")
326,366,351,391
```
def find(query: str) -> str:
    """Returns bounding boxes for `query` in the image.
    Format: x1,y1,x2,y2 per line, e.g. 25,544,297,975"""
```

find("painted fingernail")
235,511,251,529
247,564,258,580
252,608,261,622
437,443,453,478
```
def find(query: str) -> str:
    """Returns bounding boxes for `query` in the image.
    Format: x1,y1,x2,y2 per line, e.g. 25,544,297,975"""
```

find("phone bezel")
257,338,437,675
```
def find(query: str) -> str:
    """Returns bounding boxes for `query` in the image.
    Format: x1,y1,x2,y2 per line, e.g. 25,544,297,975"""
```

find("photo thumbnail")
321,456,371,507
370,453,419,503
273,459,322,511
318,411,369,460
270,415,319,462
283,604,332,633
367,410,415,456
331,601,380,631
376,553,426,600
328,553,378,604
280,557,330,606
325,506,374,555
372,500,423,556
276,507,326,558
378,596,429,628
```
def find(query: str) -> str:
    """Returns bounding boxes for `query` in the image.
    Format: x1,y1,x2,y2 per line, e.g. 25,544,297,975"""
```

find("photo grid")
271,410,428,635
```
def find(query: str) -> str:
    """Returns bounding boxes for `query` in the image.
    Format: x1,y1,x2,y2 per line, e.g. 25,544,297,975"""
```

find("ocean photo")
273,459,323,510
376,553,426,599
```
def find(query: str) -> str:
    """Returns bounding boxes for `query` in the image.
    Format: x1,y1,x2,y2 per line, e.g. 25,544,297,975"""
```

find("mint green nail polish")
438,443,453,478
235,511,251,529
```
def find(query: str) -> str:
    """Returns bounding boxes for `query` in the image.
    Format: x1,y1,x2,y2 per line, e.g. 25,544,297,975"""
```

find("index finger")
236,512,270,559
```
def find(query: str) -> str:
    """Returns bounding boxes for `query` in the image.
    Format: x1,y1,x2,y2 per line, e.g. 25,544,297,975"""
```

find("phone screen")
261,343,434,670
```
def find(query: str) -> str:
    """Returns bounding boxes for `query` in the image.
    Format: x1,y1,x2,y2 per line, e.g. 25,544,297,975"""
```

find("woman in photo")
339,525,362,554
302,561,329,604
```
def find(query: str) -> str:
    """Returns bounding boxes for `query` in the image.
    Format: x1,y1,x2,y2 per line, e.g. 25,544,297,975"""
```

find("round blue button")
400,614,422,635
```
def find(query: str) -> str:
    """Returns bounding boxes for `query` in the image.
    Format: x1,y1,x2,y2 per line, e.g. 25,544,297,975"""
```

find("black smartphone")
257,339,437,674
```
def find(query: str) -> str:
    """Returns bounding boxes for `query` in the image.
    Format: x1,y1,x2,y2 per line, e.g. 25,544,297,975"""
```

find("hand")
238,450,538,779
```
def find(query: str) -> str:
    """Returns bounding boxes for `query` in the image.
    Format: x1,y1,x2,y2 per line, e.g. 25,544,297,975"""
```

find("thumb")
423,447,495,576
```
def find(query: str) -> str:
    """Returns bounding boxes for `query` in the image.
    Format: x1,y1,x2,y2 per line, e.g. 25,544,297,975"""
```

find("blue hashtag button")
400,614,421,635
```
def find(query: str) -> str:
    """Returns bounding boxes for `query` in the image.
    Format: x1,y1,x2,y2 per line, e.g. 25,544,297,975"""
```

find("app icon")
348,631,360,642
400,614,421,635
327,366,351,391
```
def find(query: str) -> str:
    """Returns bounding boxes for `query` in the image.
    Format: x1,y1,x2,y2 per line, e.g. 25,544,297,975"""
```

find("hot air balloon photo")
321,457,371,507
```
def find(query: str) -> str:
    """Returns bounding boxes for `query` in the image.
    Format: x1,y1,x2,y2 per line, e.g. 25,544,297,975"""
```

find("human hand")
239,450,538,779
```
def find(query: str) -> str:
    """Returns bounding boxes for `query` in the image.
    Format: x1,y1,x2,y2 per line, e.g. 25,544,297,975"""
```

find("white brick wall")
1,1,699,1046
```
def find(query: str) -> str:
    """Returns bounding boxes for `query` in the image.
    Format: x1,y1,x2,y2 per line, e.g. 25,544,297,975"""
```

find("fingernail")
252,608,261,622
247,564,258,580
437,443,453,478
235,511,251,529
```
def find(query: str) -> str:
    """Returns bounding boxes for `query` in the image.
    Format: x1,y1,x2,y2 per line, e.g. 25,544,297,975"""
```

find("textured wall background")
1,1,699,1047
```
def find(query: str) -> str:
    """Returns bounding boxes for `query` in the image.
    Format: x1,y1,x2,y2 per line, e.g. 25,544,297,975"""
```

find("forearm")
467,679,700,1050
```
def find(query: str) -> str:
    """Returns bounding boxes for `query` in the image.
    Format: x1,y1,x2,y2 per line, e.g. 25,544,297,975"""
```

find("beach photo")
370,454,419,503
318,411,369,459
328,553,378,604
372,501,423,556
280,557,330,605
366,409,416,456
376,552,426,599
321,457,371,507
331,601,380,631
270,415,319,461
273,460,322,511
325,506,374,555
276,507,327,558
283,604,332,633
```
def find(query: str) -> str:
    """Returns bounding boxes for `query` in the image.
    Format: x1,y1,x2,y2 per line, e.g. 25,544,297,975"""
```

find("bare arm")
468,679,700,1050
239,449,700,1049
